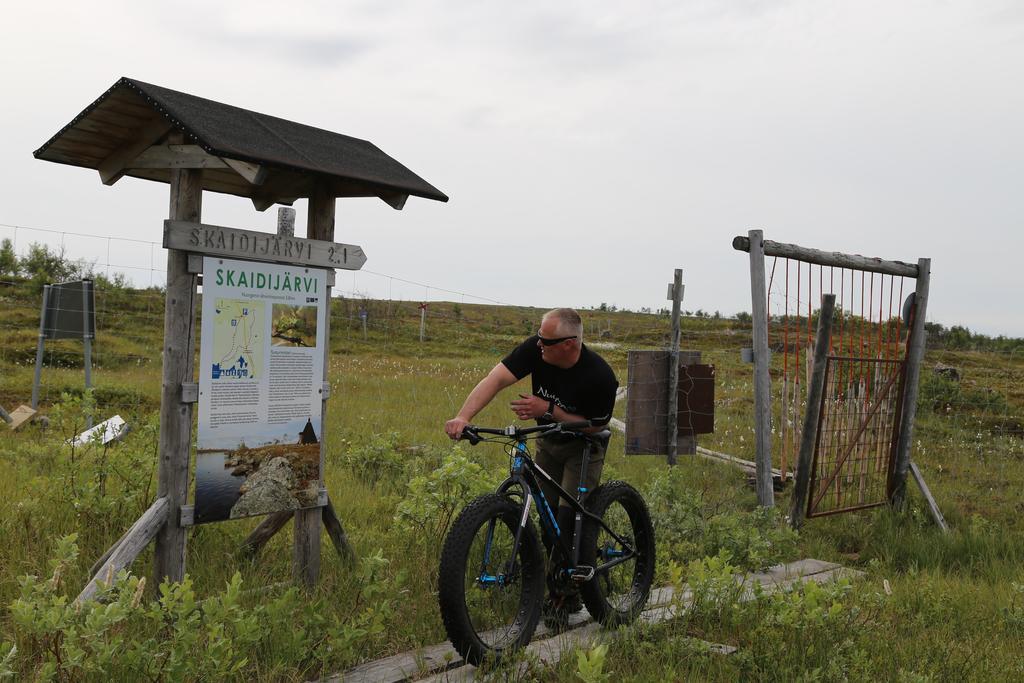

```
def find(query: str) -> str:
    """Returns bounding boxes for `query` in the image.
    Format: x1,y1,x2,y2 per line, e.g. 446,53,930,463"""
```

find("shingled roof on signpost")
34,77,448,211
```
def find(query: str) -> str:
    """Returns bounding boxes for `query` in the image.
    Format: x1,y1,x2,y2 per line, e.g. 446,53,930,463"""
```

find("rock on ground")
230,456,300,518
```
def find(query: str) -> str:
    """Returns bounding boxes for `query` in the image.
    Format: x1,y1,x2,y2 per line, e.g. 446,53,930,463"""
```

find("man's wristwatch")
542,399,555,421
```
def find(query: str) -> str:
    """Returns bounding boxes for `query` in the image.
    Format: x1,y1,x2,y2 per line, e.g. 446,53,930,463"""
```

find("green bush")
644,467,797,572
338,432,408,488
394,446,501,545
10,536,277,680
1003,581,1024,633
735,578,877,681
18,243,84,289
918,373,1009,416
0,238,17,278
7,535,398,681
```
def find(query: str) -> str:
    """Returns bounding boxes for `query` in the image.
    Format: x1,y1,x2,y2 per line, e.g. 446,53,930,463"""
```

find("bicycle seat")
582,429,612,445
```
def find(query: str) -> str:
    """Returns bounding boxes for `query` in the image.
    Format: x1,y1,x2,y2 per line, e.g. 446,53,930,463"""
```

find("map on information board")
211,299,264,380
196,257,327,524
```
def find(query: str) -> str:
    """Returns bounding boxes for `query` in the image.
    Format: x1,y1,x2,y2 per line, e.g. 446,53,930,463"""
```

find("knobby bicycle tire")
578,480,656,626
438,493,545,665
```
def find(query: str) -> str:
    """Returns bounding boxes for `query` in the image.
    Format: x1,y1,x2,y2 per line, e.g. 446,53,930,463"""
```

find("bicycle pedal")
570,565,595,582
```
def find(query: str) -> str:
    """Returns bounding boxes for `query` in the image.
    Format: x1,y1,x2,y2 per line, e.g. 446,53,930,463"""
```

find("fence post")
153,134,202,585
891,258,931,508
790,294,835,529
82,279,93,429
748,229,775,507
666,269,683,465
31,284,50,410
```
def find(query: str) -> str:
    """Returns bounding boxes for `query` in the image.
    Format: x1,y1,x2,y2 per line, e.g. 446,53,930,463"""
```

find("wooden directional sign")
163,220,366,270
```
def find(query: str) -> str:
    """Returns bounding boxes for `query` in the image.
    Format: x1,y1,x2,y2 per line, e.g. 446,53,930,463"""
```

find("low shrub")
7,536,397,681
337,432,408,488
393,446,501,546
644,467,797,572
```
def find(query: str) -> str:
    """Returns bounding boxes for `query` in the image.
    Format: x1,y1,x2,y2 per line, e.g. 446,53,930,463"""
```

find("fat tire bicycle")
437,420,655,665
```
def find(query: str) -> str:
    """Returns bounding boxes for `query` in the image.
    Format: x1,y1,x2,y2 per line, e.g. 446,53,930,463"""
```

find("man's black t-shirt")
501,336,618,426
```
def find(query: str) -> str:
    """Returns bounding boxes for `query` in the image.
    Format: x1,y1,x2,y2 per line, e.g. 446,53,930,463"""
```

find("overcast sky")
1,0,1021,336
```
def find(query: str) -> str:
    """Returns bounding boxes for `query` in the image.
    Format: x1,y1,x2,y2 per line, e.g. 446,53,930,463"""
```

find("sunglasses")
537,333,577,346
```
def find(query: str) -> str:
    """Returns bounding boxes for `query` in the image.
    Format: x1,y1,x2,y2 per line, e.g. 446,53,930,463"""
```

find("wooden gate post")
154,132,202,585
666,268,682,465
294,182,334,587
890,258,931,508
790,294,835,529
747,229,775,507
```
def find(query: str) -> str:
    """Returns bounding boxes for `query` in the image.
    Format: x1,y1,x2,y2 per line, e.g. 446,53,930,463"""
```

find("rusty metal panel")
678,364,714,435
806,357,906,518
624,350,702,456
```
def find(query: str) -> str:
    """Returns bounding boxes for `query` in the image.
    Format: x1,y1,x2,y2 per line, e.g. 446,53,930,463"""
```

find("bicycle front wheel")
438,493,545,665
579,480,656,626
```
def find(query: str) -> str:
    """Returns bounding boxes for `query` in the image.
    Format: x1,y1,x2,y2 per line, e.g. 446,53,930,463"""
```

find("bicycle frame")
478,433,637,587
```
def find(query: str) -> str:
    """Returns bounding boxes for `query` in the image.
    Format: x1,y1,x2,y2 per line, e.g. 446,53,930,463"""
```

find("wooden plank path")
323,558,862,683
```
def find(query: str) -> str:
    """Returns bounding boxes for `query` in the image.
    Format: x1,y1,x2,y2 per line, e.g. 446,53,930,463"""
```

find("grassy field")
0,275,1022,681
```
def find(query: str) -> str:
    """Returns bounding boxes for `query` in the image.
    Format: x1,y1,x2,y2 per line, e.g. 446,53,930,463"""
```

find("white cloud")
0,0,1021,335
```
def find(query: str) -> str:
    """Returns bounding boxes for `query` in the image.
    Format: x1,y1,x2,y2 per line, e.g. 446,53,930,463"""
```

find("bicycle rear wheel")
578,480,656,626
438,493,545,665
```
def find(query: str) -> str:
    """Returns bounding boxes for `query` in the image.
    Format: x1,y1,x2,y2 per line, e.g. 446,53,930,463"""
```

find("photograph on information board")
195,256,327,524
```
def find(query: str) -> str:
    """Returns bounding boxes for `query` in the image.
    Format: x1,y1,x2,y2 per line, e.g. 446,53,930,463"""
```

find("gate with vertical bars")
735,232,931,519
806,356,906,517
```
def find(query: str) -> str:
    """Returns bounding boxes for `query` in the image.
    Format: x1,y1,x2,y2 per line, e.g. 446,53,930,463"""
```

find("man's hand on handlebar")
445,416,469,440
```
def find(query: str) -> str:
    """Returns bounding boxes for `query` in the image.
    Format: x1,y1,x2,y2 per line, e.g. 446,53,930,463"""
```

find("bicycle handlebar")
460,420,593,445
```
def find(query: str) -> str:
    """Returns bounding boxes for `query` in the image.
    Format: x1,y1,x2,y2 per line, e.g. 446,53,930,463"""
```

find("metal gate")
806,356,907,517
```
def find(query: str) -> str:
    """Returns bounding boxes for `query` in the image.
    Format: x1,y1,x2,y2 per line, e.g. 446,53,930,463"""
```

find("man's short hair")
544,308,583,341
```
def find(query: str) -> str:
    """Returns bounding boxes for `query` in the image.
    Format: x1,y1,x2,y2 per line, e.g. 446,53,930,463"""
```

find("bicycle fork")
477,442,536,588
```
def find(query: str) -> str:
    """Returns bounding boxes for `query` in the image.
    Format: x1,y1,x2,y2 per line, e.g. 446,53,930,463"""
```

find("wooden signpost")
158,192,364,588
163,220,367,271
34,78,448,602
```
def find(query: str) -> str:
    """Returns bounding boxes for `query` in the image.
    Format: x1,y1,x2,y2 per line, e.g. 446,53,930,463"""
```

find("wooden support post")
81,497,169,604
240,510,294,558
666,269,682,466
323,498,355,562
154,133,202,586
748,229,775,507
891,258,930,508
241,499,354,561
908,461,948,532
90,525,132,577
294,182,334,588
790,294,835,529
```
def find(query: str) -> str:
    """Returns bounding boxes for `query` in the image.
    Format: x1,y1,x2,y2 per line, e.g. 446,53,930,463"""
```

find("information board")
195,256,327,524
42,279,95,339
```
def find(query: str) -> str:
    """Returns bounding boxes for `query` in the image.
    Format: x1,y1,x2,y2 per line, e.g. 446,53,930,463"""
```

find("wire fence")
2,225,1022,523
0,222,513,307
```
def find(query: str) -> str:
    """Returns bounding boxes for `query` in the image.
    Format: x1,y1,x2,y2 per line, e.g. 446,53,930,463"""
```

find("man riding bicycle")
445,307,618,624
